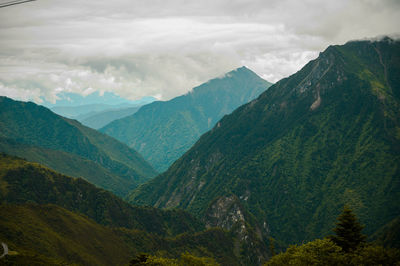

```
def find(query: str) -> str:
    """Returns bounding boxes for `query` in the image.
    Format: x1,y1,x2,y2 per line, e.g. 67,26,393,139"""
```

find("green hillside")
0,203,239,266
0,203,136,266
101,67,272,171
129,38,400,247
0,154,240,265
0,153,200,235
0,97,157,196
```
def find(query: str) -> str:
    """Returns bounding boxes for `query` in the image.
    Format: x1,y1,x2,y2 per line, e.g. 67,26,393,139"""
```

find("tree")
269,237,276,257
264,239,400,266
265,238,345,266
330,206,366,252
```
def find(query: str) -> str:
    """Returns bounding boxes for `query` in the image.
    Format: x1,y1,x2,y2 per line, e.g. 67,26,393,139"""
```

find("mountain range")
0,96,157,196
49,96,156,129
129,37,400,248
79,105,142,129
42,91,155,108
0,154,240,265
101,66,272,171
0,37,399,266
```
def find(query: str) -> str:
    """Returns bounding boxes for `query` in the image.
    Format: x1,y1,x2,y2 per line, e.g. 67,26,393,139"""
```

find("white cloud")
0,0,399,102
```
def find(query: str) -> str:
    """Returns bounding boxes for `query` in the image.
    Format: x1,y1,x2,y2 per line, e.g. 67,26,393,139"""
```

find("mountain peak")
236,65,250,71
130,37,400,248
226,66,256,76
101,67,272,171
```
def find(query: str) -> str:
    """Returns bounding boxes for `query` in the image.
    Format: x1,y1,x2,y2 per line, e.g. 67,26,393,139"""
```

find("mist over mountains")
0,37,399,265
46,92,156,129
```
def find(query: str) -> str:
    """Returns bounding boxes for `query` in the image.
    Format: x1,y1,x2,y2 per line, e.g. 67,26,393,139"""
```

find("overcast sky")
0,0,399,103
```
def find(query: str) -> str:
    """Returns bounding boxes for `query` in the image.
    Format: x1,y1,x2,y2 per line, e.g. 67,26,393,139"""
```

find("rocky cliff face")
205,194,269,265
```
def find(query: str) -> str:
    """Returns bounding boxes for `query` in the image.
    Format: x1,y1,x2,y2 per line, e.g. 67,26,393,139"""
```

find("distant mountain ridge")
0,96,157,196
79,106,142,129
49,96,156,129
130,37,400,248
101,66,272,171
42,91,155,107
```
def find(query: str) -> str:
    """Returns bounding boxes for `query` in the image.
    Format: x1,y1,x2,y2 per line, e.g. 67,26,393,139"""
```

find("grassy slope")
0,203,238,266
0,203,133,266
129,38,400,245
0,139,141,196
0,97,157,196
0,154,201,236
0,154,239,265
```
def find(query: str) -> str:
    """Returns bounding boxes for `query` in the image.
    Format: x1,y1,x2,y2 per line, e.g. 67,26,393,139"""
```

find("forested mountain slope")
101,67,272,171
0,154,238,265
0,97,157,196
130,37,400,246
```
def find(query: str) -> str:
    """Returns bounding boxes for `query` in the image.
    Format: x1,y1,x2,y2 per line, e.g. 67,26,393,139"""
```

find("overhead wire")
0,0,37,8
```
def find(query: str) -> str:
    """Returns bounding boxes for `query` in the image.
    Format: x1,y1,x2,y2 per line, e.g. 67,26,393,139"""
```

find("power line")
0,0,37,8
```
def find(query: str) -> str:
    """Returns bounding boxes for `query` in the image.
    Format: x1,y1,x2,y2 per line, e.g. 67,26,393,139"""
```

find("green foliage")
0,154,202,236
371,216,400,248
0,96,157,196
130,253,152,265
129,252,220,266
266,203,400,265
0,154,241,265
265,239,400,266
101,66,272,171
130,38,400,249
349,244,400,266
179,253,219,266
0,251,65,266
0,203,237,266
269,238,276,257
330,206,366,252
266,239,345,266
0,138,140,197
0,203,134,265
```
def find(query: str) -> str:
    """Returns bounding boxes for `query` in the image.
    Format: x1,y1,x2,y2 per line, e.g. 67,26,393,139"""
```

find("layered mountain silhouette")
130,38,400,247
0,154,239,265
0,97,157,196
47,93,156,129
80,105,141,129
101,67,272,171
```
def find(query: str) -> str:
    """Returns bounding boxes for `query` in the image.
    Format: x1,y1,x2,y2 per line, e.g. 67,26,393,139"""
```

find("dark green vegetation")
330,206,366,252
101,67,272,171
0,153,200,235
265,208,400,265
129,253,219,265
130,37,400,252
265,238,400,266
0,154,239,265
0,204,237,266
0,96,157,196
0,203,138,266
371,216,400,249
